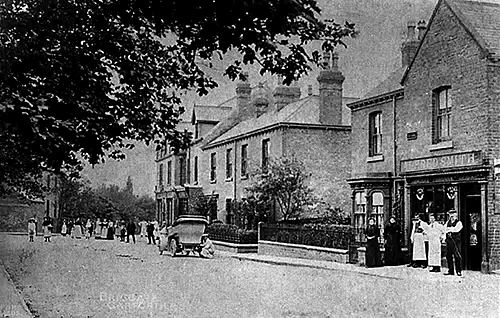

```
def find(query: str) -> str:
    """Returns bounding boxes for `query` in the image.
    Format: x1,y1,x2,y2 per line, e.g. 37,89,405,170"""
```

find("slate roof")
207,95,356,147
451,0,500,60
362,67,406,99
191,104,233,124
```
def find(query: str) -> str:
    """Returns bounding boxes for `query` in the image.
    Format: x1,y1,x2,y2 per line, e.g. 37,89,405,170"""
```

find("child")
28,218,36,242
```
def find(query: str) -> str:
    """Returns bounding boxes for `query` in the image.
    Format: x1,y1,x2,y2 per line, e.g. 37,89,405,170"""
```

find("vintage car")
159,215,209,257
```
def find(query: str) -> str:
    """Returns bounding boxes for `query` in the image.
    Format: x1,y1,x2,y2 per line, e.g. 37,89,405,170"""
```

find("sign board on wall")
401,151,483,173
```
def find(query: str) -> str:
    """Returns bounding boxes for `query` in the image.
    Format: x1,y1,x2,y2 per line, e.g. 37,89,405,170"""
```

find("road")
0,234,498,318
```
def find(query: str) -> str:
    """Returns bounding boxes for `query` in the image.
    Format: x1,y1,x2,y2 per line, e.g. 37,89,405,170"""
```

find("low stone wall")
212,240,258,253
259,240,349,263
357,247,409,266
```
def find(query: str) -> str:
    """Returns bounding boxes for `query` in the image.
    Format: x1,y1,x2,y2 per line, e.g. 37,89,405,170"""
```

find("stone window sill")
367,155,384,163
429,140,454,152
210,180,217,184
225,177,233,182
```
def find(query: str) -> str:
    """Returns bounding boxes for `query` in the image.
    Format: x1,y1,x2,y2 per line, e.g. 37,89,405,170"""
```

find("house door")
463,195,482,271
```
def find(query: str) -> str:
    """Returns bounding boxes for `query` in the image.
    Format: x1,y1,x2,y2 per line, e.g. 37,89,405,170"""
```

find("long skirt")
43,226,52,238
61,225,67,236
366,238,381,267
384,240,401,266
73,225,82,238
107,228,114,240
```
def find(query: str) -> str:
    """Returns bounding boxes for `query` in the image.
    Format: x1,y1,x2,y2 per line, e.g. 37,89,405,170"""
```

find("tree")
246,157,313,221
124,176,134,196
0,0,356,197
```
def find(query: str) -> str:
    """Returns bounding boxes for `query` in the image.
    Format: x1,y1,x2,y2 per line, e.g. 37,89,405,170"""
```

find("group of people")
364,210,464,276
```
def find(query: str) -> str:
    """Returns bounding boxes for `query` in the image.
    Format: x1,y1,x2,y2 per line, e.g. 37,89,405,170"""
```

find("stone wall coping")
259,240,348,254
212,240,258,248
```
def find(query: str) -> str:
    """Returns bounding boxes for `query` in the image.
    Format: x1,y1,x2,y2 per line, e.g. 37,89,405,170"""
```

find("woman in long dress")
85,219,92,239
107,220,114,240
61,220,67,237
384,216,402,266
42,217,53,242
73,218,83,239
365,217,382,267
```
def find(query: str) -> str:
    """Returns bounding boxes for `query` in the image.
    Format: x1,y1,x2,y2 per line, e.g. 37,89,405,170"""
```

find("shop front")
401,151,490,272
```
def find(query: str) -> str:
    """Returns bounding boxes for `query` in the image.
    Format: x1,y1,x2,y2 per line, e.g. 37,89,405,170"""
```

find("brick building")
348,0,500,273
155,52,357,225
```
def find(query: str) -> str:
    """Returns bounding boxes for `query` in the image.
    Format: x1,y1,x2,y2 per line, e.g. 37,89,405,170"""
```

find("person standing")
444,210,463,276
85,219,92,239
32,215,38,236
126,220,136,244
365,217,382,267
107,220,114,240
139,220,147,240
42,217,53,242
61,220,68,237
28,218,36,242
421,214,444,272
384,216,402,266
410,214,427,268
146,221,155,245
74,218,83,239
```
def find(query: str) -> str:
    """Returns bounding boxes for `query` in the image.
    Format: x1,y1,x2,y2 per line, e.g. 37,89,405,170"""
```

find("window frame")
241,144,248,178
158,163,164,186
210,153,217,182
262,139,270,173
226,148,233,180
369,111,383,157
194,156,199,183
433,86,452,144
354,192,367,243
167,161,172,185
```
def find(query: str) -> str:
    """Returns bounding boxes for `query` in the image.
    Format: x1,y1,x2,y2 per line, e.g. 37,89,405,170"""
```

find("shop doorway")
463,194,482,271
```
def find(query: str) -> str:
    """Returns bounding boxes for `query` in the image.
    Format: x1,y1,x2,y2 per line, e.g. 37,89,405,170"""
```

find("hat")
448,210,457,215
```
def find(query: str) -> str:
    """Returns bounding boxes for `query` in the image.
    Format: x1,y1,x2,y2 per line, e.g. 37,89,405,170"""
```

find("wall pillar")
480,181,490,273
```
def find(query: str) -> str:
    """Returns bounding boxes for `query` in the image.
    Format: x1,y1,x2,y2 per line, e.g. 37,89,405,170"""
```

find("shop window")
369,112,382,156
354,192,366,242
433,86,452,143
371,192,384,244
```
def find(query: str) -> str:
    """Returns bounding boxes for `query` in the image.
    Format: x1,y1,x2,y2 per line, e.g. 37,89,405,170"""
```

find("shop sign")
401,151,482,173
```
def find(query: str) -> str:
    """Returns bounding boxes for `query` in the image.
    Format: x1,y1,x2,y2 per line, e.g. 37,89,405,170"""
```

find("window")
225,198,233,224
210,153,217,182
195,123,199,139
369,112,382,156
433,87,452,143
194,156,199,183
167,161,172,185
354,192,367,242
186,158,190,184
241,144,248,178
179,157,186,185
166,198,173,225
226,148,233,180
371,192,384,244
158,164,164,186
46,200,50,217
262,139,270,173
208,196,218,222
47,175,51,188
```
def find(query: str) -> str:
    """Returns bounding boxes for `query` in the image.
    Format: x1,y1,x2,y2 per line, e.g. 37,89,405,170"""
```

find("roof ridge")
283,95,316,122
455,0,500,8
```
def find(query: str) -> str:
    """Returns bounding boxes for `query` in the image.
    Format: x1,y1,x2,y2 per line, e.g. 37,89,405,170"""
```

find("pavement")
0,262,32,318
228,252,500,282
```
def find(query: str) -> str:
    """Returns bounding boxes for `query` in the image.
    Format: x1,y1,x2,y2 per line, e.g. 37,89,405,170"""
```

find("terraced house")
348,0,500,273
155,52,357,225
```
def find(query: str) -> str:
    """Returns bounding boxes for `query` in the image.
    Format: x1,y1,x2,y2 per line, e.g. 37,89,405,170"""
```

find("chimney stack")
417,20,427,40
316,50,344,125
236,73,252,119
308,85,313,96
401,21,419,67
273,75,301,111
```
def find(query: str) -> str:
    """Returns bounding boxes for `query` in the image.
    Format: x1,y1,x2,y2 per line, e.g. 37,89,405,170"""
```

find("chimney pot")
417,20,426,40
406,21,416,41
308,85,313,96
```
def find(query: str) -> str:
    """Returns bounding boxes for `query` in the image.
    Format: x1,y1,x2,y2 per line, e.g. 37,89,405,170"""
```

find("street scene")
3,0,500,317
0,233,499,318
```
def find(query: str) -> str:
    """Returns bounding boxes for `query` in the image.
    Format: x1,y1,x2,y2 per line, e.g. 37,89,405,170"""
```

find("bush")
266,223,353,249
206,223,257,244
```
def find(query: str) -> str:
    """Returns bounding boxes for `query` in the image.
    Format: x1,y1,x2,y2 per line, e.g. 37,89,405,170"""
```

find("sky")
82,0,438,197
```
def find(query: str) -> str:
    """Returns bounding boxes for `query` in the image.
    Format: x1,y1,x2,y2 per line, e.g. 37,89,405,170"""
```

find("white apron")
422,222,444,266
411,232,426,260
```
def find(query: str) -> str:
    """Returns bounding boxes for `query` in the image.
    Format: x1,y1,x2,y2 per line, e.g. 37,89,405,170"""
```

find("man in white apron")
421,214,444,272
410,214,427,268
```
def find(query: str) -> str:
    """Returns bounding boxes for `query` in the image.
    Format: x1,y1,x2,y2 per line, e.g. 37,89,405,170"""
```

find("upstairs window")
226,148,233,180
194,156,199,183
158,163,164,186
241,144,248,178
369,112,382,156
262,139,270,173
210,153,217,182
167,161,172,185
433,87,452,143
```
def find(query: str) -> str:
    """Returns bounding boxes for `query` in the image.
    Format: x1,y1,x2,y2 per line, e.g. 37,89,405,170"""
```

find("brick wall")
283,127,351,214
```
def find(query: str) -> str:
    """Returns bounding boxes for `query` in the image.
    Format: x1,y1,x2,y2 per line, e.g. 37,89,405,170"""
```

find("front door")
463,195,482,271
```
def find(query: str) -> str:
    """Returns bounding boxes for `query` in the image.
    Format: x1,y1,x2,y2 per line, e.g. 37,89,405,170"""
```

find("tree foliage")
0,0,356,197
246,157,313,221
